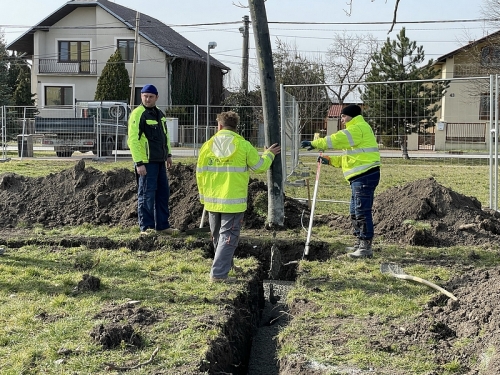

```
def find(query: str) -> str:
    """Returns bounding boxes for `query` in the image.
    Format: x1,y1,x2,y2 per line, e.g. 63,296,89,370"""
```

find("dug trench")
3,161,500,373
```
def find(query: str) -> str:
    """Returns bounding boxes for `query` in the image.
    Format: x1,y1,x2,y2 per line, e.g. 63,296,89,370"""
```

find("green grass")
0,157,498,374
277,241,498,374
286,156,491,216
0,242,255,374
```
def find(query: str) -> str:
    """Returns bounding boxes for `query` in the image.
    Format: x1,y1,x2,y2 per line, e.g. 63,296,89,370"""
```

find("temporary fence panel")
0,104,267,160
0,106,7,161
280,76,500,208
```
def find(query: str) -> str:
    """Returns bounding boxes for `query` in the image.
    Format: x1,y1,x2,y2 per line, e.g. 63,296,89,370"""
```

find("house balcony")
38,59,97,75
453,64,500,78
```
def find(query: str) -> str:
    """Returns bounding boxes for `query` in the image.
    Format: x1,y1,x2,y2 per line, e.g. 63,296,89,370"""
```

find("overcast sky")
0,0,491,89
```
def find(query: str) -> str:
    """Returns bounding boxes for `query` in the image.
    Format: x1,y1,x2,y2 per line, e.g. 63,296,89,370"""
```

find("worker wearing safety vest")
128,84,178,236
301,104,381,258
196,111,281,282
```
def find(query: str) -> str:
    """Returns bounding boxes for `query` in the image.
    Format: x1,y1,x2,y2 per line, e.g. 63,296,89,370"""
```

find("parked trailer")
34,101,129,157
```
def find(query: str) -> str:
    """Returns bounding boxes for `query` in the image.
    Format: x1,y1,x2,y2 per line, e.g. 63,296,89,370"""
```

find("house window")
478,93,500,120
480,46,500,66
59,41,90,62
133,87,142,106
118,40,135,62
45,86,73,106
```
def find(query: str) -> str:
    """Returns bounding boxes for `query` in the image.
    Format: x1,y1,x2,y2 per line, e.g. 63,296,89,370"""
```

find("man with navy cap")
301,104,380,258
128,84,178,235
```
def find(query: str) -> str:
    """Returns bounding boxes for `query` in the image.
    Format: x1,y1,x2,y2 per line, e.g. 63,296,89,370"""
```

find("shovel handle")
395,274,458,301
200,208,206,229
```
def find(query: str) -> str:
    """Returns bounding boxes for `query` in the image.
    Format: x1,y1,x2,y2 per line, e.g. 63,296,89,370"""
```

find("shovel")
380,263,458,301
185,208,211,234
304,151,323,257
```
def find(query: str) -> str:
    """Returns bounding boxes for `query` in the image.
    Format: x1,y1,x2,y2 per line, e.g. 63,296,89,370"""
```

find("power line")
266,18,499,25
1,17,497,31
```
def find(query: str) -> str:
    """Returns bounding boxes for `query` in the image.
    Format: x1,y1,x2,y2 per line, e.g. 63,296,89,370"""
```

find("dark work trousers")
137,162,170,232
349,168,380,240
209,212,244,279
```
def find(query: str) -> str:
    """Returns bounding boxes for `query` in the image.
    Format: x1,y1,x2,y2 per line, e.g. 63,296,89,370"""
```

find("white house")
7,0,229,108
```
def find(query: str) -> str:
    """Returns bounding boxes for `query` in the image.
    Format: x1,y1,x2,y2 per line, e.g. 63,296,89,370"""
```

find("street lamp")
206,41,217,141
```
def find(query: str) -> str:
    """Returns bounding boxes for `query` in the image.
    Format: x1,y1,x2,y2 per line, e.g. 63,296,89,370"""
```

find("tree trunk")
248,0,284,227
400,135,410,159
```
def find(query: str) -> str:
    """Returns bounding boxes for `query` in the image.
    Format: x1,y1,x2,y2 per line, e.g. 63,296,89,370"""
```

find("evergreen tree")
13,67,35,107
361,28,449,158
7,53,35,107
94,49,130,101
0,32,11,106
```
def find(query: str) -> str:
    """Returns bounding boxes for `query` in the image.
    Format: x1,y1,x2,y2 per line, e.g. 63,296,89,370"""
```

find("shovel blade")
380,263,406,276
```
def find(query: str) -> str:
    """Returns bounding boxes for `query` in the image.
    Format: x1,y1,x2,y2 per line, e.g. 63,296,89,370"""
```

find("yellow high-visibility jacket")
311,115,380,181
196,129,275,213
127,105,171,164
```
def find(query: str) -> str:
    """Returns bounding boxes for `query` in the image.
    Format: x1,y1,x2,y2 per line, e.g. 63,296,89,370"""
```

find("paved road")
1,145,495,161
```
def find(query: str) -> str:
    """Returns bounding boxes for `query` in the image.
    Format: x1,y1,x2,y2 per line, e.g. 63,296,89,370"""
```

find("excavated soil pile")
328,176,500,247
372,177,500,247
1,163,500,248
0,160,312,231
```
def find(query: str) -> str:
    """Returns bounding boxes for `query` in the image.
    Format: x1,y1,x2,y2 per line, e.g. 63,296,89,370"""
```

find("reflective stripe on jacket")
127,104,171,163
196,129,275,213
311,115,380,181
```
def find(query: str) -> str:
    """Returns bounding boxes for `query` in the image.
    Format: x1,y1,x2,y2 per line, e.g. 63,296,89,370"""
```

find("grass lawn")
0,156,497,374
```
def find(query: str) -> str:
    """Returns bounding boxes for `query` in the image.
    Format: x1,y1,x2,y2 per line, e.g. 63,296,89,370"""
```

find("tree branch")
388,0,401,33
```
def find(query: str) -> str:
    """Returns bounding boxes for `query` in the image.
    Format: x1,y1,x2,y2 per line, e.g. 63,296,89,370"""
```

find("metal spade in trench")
380,263,458,301
268,153,324,278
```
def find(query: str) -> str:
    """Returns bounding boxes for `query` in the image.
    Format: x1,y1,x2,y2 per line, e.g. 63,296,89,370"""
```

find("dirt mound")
372,177,500,247
2,162,500,247
0,160,311,232
377,266,500,374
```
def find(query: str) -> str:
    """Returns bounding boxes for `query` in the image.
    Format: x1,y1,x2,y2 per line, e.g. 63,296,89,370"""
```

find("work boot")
158,227,180,235
139,228,156,236
345,238,360,252
348,239,373,259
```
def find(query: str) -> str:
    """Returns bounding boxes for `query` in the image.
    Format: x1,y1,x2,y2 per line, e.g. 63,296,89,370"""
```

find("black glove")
318,156,330,165
301,140,315,151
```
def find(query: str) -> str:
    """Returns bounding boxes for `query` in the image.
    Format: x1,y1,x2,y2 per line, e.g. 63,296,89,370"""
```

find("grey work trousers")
209,211,244,279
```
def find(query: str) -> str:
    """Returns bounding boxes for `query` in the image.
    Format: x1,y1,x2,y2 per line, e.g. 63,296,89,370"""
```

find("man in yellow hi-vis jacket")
128,84,178,236
301,104,381,258
196,111,281,282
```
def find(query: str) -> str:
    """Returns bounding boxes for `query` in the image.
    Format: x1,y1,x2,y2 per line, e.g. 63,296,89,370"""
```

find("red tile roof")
327,104,343,118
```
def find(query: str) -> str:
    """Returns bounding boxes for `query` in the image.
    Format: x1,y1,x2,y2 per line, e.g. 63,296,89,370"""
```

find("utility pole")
248,0,284,228
239,15,250,94
129,12,139,107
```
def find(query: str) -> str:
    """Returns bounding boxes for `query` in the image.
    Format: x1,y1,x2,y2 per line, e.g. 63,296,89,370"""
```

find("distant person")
196,111,281,282
128,84,178,235
301,104,380,258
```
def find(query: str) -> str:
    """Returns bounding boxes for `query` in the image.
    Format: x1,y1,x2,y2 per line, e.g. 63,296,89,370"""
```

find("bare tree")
325,32,378,105
273,39,330,134
481,0,500,24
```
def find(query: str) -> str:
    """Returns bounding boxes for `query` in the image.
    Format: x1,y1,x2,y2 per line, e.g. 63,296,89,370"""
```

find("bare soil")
2,161,500,374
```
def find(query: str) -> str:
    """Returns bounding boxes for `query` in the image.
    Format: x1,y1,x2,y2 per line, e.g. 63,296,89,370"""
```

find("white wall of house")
32,6,170,107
